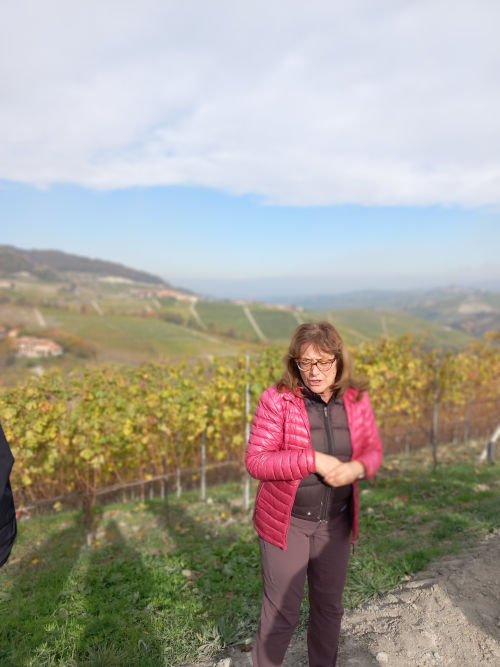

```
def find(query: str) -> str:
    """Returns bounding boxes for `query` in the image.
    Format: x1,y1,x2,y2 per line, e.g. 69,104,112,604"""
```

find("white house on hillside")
15,336,63,358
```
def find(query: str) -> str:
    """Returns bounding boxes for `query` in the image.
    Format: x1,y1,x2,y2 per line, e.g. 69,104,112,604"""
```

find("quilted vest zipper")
319,403,334,522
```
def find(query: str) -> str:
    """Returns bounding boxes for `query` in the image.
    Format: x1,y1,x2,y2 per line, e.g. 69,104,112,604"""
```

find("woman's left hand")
323,460,365,487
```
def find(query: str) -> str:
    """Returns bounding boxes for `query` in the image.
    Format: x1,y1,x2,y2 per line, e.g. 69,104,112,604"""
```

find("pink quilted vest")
245,385,383,549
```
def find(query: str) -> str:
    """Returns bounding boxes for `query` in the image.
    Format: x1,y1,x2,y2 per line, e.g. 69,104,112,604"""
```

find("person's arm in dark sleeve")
0,422,17,568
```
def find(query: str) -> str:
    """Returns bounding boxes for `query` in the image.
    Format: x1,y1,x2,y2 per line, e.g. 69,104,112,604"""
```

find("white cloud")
1,0,500,205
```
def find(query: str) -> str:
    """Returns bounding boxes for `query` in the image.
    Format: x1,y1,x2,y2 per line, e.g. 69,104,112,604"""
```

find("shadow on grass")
0,514,165,666
76,518,164,666
143,490,262,657
0,514,87,666
0,487,261,666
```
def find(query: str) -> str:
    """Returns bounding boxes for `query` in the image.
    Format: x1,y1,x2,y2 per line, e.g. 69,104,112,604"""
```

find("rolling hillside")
0,246,494,386
299,287,500,338
191,302,474,348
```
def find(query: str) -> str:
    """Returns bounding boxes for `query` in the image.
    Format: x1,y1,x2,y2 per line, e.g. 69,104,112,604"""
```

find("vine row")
1,337,499,508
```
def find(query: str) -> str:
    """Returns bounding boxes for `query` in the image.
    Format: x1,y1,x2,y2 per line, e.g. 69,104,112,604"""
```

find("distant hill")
0,245,166,285
297,287,500,338
297,286,481,310
0,245,498,344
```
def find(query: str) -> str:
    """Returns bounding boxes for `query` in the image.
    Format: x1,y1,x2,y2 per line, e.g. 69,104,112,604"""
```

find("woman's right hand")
314,451,342,478
315,451,365,486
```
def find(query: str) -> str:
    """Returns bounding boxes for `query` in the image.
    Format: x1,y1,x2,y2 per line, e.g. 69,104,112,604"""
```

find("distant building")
98,276,134,284
130,288,197,302
15,336,63,358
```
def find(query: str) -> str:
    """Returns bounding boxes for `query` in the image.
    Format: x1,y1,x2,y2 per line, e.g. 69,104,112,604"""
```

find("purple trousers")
252,512,351,667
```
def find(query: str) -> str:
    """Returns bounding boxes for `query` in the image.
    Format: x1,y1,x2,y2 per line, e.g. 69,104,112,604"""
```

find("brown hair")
276,321,368,398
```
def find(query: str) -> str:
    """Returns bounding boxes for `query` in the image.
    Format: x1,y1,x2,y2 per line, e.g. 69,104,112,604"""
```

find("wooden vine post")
200,431,206,501
431,357,439,469
161,455,169,523
176,432,182,498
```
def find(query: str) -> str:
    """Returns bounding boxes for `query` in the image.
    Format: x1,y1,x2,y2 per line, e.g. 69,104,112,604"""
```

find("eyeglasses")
295,357,336,372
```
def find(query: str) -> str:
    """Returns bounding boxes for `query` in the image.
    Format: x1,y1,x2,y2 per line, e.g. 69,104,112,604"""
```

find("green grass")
1,441,498,666
346,460,500,606
0,485,260,666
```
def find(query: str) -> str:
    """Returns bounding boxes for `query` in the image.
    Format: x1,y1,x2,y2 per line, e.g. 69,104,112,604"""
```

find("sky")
1,1,499,300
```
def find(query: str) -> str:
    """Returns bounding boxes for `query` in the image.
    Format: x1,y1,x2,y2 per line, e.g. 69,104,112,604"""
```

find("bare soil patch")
218,528,500,666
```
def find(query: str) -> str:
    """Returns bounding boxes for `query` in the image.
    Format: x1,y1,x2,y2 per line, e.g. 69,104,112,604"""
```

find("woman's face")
297,344,337,401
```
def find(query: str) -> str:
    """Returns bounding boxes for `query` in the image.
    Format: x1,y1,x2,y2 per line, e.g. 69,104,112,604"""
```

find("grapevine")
1,337,498,507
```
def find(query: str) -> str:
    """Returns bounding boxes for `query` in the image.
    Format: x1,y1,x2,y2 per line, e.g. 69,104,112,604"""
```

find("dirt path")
214,529,500,666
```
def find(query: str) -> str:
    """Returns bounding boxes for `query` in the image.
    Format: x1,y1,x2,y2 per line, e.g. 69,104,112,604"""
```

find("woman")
245,322,382,666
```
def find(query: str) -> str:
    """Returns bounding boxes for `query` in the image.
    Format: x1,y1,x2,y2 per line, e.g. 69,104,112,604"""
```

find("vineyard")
1,336,499,519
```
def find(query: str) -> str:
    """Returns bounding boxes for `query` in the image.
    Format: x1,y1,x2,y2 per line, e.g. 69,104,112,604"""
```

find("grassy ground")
0,440,498,666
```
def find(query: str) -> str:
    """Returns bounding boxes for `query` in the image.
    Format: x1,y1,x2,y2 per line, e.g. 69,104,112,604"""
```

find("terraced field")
308,308,474,348
250,307,301,342
157,298,193,324
195,301,258,340
41,308,240,362
0,304,45,329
